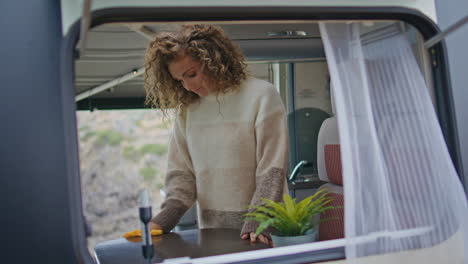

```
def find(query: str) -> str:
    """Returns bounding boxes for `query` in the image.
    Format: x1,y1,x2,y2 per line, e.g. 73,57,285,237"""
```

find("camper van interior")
71,13,466,264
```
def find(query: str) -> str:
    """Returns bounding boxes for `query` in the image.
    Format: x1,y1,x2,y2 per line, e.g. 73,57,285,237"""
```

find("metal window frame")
62,6,464,264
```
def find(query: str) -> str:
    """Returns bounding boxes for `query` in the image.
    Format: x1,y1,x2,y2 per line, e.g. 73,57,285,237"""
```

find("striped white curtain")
319,22,467,263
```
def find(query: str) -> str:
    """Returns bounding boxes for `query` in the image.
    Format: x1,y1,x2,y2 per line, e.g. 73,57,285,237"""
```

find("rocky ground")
76,109,173,253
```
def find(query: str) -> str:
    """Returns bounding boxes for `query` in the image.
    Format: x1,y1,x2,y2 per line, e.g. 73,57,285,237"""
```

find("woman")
144,24,288,245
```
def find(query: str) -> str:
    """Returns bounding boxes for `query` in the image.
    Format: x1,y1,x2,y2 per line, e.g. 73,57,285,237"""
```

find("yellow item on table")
122,229,163,238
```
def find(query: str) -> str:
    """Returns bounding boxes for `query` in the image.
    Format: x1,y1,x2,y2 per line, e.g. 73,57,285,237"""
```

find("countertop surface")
94,228,270,264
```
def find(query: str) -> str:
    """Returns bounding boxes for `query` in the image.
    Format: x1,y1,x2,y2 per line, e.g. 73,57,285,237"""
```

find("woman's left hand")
241,232,272,246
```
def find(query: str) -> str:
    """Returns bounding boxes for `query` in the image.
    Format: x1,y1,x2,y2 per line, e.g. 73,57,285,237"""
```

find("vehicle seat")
288,107,330,178
317,114,344,241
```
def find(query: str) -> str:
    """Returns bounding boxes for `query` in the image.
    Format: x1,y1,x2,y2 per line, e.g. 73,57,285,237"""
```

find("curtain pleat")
319,22,467,263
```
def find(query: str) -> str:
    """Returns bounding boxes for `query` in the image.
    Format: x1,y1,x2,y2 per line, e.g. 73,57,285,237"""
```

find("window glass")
77,109,172,252
289,61,332,181
73,20,438,264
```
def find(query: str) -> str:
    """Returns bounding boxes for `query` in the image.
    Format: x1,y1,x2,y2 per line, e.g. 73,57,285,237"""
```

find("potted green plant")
244,189,335,247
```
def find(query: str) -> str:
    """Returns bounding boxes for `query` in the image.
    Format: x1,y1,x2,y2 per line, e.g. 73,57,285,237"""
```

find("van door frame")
63,6,464,263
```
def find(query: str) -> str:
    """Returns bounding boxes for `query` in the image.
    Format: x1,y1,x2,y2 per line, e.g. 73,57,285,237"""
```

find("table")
94,228,270,264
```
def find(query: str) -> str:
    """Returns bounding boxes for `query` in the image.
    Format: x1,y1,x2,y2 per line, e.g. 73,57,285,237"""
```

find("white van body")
61,0,438,36
61,1,466,264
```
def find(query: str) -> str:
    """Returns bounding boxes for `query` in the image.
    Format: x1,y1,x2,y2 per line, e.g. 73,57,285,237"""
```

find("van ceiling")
75,22,324,105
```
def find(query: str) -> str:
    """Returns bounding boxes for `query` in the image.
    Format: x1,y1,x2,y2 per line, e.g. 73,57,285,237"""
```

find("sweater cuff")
240,220,259,236
151,200,188,233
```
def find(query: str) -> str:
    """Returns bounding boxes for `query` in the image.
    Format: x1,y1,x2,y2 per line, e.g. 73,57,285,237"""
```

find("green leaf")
283,194,297,220
261,198,295,223
255,219,277,236
253,206,288,221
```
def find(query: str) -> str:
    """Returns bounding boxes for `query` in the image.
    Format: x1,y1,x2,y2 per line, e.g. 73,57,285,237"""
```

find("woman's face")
168,53,213,97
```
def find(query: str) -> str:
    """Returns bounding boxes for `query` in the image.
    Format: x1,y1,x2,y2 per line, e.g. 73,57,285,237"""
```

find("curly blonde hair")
144,24,248,116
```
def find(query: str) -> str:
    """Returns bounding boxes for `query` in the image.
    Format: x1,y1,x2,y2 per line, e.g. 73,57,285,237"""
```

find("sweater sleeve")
241,86,288,236
151,115,197,233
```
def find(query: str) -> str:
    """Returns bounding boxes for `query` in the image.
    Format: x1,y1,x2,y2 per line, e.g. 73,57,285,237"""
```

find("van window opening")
74,19,465,264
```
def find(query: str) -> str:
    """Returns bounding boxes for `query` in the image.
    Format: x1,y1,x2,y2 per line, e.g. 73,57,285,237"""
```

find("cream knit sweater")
152,77,288,235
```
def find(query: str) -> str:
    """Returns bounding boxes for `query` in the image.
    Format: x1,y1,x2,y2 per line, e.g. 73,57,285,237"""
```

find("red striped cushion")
318,192,344,241
324,144,343,185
